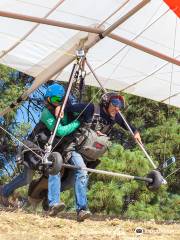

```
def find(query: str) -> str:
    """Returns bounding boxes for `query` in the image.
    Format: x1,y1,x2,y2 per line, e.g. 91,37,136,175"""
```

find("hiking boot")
48,202,65,217
0,186,24,208
0,195,10,207
77,210,91,222
0,185,11,207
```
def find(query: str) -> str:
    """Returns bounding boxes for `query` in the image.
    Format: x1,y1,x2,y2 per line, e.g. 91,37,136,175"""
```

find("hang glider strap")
72,54,87,102
79,58,86,101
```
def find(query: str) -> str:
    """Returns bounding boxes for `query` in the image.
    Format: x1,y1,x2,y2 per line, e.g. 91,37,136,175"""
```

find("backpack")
76,128,111,161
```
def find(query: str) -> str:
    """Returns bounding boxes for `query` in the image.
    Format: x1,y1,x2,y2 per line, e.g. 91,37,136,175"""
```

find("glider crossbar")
0,0,149,35
1,1,180,66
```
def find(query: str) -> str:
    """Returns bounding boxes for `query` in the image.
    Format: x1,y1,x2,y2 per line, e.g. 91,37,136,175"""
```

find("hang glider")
164,0,180,17
0,0,179,111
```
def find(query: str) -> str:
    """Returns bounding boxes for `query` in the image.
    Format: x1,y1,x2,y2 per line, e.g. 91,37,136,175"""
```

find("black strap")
44,100,55,115
91,105,113,134
91,105,100,130
92,105,100,121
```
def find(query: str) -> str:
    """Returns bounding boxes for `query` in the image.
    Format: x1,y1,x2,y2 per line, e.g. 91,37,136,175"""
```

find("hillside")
0,210,179,240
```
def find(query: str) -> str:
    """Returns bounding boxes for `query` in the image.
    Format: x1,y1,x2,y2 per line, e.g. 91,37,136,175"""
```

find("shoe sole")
49,204,65,217
77,212,91,222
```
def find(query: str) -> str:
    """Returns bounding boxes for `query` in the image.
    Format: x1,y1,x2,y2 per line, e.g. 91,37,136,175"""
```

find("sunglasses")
110,95,125,108
50,96,62,104
110,102,121,108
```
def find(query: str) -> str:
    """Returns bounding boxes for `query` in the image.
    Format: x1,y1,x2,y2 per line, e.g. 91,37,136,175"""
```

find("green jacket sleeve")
40,108,80,137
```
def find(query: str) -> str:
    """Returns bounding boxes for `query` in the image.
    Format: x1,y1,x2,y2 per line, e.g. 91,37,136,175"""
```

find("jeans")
48,151,88,211
70,151,88,212
2,166,33,197
48,174,61,207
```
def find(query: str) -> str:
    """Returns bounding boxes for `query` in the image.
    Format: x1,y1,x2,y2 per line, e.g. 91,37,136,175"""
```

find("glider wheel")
47,152,63,175
146,170,164,191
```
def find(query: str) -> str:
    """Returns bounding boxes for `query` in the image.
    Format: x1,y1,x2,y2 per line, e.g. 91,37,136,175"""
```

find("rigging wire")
0,125,43,161
163,16,177,162
161,91,180,103
120,53,180,92
166,166,180,179
50,13,179,154
51,0,130,83
0,0,66,59
98,0,130,27
87,2,167,74
51,51,139,152
164,16,179,179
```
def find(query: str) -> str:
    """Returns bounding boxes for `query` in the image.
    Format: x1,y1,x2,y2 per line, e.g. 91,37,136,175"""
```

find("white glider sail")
0,0,179,108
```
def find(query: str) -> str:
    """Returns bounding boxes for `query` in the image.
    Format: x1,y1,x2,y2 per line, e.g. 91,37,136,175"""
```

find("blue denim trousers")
2,166,33,197
70,151,88,212
48,173,61,207
48,151,88,211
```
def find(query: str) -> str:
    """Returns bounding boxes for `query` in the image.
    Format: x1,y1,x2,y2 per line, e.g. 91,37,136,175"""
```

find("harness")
20,103,113,168
16,140,43,171
91,105,113,135
74,105,112,161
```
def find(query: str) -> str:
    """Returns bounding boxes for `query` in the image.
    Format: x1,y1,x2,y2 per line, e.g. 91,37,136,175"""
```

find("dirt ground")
0,209,179,240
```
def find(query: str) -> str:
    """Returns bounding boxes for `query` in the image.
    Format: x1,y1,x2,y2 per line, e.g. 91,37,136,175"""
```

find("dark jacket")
65,103,137,134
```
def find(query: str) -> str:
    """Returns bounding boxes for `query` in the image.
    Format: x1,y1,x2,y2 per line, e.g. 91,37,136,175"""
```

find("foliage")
0,65,179,220
0,65,37,175
83,90,179,220
88,144,180,220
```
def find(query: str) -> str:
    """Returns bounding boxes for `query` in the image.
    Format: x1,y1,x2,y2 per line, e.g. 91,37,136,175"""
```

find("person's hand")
96,130,106,136
134,131,143,145
55,106,64,118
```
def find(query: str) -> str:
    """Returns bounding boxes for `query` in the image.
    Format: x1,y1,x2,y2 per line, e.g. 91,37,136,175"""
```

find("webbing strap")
91,105,112,134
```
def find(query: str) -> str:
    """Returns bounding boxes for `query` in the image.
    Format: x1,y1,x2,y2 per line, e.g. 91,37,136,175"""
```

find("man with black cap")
63,92,142,221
